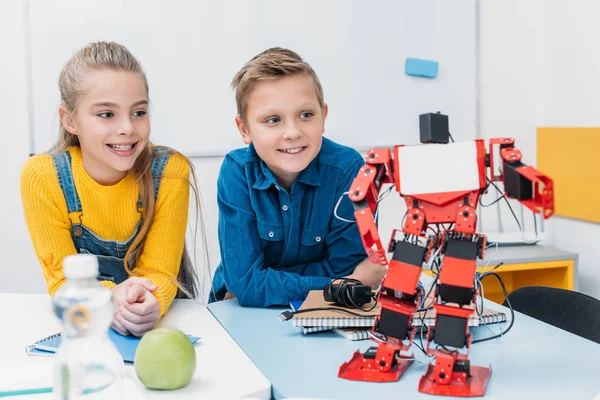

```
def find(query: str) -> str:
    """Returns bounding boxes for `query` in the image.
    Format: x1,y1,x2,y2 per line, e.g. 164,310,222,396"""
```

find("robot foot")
338,346,413,382
418,363,491,397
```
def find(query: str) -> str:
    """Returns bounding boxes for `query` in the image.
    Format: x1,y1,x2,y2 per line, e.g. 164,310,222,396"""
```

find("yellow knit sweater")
20,146,190,316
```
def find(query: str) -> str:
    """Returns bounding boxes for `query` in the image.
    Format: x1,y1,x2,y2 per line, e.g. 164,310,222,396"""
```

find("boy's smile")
236,73,328,190
278,146,307,155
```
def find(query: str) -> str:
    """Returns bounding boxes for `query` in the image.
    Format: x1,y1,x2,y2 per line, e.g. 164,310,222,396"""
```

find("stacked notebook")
291,290,507,341
291,291,380,328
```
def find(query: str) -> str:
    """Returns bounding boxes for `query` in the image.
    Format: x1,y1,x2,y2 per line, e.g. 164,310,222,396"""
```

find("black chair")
503,285,600,344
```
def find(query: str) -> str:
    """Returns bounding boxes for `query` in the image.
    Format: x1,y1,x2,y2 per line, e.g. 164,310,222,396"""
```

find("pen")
0,384,113,397
0,387,52,397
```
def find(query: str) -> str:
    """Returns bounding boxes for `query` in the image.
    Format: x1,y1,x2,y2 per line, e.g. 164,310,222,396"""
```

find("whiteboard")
28,0,478,157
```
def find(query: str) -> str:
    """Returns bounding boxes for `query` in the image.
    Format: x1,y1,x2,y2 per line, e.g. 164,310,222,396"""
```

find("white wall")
27,0,480,157
0,0,227,296
541,0,600,298
3,0,597,301
480,0,600,299
0,0,474,298
0,0,47,294
478,0,549,237
480,0,544,164
189,157,223,300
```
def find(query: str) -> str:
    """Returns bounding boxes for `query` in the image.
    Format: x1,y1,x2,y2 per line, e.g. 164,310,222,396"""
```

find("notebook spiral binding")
38,332,61,341
25,332,61,356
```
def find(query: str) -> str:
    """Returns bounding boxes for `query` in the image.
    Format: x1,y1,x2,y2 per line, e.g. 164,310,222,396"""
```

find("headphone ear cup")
323,284,334,302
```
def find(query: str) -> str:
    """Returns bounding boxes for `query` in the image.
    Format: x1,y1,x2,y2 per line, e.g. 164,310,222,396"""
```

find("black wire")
408,287,428,355
400,210,409,231
472,271,514,344
280,278,380,321
438,345,459,354
373,185,395,221
418,302,434,353
486,177,522,231
432,255,441,276
483,262,504,275
288,306,377,318
479,193,505,208
412,340,426,354
417,273,439,351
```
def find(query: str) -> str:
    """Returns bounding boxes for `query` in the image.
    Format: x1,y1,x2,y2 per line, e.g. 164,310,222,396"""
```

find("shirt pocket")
257,221,284,267
298,227,327,263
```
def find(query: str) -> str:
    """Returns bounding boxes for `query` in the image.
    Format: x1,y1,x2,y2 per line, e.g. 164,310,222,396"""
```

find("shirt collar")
295,155,322,187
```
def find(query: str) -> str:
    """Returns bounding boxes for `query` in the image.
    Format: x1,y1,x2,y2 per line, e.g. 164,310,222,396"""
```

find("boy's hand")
110,277,158,336
344,259,387,289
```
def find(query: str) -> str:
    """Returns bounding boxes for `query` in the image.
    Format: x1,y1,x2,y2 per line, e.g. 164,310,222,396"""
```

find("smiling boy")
209,48,385,307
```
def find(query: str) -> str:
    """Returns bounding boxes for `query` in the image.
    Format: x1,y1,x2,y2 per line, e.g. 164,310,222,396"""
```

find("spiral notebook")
26,328,200,363
291,303,370,341
333,327,371,341
292,290,506,329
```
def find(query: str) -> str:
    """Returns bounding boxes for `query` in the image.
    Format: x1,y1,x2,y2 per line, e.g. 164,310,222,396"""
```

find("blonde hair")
51,41,205,299
231,47,325,122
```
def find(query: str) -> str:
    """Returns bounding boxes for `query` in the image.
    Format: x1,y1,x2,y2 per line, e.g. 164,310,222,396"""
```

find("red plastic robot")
338,113,554,397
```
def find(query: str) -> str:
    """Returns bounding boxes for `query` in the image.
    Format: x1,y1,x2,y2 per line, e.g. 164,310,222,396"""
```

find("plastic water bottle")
52,254,124,399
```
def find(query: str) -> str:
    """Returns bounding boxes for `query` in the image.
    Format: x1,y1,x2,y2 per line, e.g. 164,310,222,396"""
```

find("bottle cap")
63,254,99,279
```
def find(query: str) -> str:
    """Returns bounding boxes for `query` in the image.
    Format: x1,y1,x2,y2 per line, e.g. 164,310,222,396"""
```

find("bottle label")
66,304,91,336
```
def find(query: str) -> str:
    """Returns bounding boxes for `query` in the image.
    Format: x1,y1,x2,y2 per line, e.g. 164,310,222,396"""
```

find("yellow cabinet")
422,245,578,305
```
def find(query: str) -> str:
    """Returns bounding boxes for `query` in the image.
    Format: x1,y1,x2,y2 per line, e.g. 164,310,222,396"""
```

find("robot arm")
488,138,554,219
347,148,395,267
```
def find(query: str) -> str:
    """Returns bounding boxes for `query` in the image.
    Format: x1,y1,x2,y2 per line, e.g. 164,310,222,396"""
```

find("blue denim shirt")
210,137,368,307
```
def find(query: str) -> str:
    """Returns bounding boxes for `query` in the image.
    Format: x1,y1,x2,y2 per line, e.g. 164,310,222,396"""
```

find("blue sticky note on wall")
405,58,438,79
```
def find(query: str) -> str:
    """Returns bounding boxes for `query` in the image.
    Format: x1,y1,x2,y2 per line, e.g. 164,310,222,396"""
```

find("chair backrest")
504,285,600,344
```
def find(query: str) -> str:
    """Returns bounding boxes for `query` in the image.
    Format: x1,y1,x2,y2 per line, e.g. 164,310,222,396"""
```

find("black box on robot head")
420,112,449,144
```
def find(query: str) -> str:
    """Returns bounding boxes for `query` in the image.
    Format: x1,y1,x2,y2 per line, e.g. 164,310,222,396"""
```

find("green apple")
134,328,196,390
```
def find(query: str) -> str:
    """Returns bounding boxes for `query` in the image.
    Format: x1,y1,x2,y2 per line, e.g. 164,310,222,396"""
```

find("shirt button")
268,231,275,238
282,205,289,212
315,236,322,243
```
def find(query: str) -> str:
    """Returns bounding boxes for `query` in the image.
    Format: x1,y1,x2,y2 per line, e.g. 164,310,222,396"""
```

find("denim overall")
52,149,171,285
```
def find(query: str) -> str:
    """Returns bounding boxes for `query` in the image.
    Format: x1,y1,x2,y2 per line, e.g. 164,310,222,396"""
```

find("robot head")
420,112,450,144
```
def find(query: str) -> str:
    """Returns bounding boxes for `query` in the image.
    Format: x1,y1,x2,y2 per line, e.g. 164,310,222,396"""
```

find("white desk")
0,294,271,399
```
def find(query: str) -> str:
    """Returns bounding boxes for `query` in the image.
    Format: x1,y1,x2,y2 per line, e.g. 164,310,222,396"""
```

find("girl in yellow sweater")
20,41,202,337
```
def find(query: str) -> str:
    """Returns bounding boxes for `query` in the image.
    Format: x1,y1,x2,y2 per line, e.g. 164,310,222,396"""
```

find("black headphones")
323,278,376,308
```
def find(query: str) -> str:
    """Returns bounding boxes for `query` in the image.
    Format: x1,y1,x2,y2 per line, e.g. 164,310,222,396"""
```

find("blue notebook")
26,328,200,363
290,300,304,312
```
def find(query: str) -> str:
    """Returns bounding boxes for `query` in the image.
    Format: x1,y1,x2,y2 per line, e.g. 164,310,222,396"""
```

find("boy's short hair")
231,47,325,122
